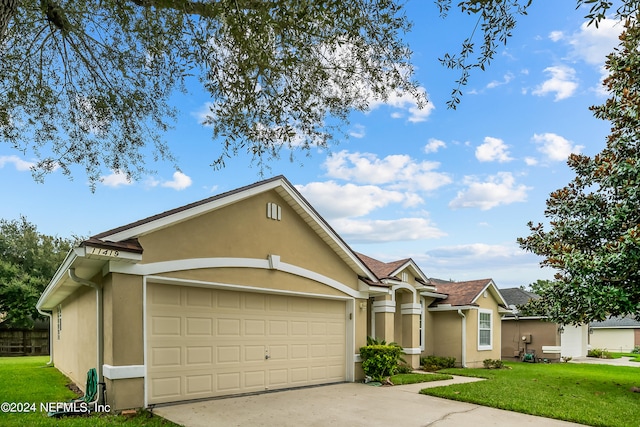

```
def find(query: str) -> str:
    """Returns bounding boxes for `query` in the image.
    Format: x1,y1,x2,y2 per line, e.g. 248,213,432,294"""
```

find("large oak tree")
0,0,540,188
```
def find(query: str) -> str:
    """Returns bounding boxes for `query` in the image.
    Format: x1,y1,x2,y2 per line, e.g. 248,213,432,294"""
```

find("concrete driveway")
153,376,586,427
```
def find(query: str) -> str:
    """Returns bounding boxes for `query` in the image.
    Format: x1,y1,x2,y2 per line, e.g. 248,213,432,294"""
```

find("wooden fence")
0,329,49,356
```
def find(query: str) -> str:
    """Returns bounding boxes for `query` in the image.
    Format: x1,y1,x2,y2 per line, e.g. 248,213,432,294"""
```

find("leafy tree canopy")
1,0,620,188
518,13,640,325
0,217,74,328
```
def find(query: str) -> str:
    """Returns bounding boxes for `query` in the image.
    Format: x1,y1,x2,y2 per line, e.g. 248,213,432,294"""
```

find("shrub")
587,348,613,359
396,362,414,374
420,355,456,371
483,359,505,369
360,343,404,381
632,346,640,354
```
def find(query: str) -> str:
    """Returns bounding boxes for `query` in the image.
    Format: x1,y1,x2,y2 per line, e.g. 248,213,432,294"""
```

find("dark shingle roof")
499,288,540,307
590,316,640,328
355,253,410,280
430,279,493,306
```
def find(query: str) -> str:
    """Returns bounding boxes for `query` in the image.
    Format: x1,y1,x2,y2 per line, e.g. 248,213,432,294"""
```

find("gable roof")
429,278,508,308
37,176,379,310
499,288,540,307
355,252,431,285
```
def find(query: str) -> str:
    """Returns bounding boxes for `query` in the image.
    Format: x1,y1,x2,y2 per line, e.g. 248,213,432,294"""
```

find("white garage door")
146,283,347,404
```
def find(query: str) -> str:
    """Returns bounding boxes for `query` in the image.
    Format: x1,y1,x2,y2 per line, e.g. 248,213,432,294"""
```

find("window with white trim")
478,309,492,350
57,305,62,340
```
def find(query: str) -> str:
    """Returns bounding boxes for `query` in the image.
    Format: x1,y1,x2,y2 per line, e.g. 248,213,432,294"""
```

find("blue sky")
0,2,623,288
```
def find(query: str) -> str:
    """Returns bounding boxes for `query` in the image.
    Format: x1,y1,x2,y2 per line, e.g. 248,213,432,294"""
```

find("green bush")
632,346,640,354
360,343,404,381
483,358,505,369
420,355,456,371
587,348,613,359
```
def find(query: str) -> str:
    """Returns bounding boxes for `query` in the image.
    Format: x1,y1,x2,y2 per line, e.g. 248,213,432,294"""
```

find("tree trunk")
0,0,17,42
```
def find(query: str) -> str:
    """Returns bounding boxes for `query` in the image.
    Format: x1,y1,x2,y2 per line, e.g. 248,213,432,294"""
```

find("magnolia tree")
518,14,640,324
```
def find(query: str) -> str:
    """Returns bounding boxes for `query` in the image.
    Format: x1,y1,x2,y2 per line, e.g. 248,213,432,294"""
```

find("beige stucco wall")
430,311,463,365
590,329,636,353
52,281,98,392
464,295,502,367
137,190,359,292
501,318,559,361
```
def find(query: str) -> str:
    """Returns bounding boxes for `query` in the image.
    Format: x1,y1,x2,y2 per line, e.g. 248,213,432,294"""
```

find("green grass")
421,362,640,427
610,352,640,362
389,372,453,385
0,356,180,426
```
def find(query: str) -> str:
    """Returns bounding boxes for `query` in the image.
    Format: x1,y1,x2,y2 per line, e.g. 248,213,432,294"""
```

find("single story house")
500,287,588,361
589,316,640,353
37,175,507,411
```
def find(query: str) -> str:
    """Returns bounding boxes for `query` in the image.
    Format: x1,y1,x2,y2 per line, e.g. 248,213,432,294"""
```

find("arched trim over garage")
108,257,367,299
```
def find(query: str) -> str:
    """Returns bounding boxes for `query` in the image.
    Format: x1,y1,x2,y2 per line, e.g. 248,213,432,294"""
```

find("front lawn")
421,362,640,427
0,356,179,427
389,372,452,385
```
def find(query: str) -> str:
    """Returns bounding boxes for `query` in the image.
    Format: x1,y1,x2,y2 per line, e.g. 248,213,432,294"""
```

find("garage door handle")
265,355,270,360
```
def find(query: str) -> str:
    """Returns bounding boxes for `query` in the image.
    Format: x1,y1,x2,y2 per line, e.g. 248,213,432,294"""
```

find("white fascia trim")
420,291,448,299
402,347,421,355
428,305,477,312
103,364,145,380
502,316,547,321
103,181,284,242
36,248,80,310
372,300,395,313
359,282,392,295
108,257,366,299
400,303,422,315
472,280,509,307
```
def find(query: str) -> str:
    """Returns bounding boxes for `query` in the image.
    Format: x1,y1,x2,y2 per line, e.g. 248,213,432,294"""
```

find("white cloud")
161,171,193,190
524,157,538,166
369,87,435,123
0,155,35,172
296,181,414,219
475,136,513,163
100,171,132,188
449,172,530,210
532,132,584,162
349,124,366,139
323,150,452,192
532,66,579,101
424,138,446,154
332,217,446,243
486,72,514,89
549,31,564,42
567,19,622,66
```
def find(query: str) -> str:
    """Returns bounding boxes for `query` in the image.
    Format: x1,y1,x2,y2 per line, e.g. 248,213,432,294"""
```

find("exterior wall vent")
266,202,281,220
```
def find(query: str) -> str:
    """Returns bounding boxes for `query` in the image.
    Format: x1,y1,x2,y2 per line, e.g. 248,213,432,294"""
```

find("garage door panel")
147,283,347,404
186,317,212,335
187,346,213,365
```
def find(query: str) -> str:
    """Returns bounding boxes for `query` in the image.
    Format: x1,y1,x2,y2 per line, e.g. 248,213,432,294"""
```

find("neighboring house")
589,316,640,353
500,287,588,361
37,175,507,411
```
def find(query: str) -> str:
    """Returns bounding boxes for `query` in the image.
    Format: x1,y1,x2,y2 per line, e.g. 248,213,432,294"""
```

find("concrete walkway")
570,355,640,367
153,376,586,427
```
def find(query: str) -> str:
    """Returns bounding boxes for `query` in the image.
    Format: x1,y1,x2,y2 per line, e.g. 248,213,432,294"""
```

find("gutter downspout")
36,308,53,366
69,268,103,404
457,309,467,368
